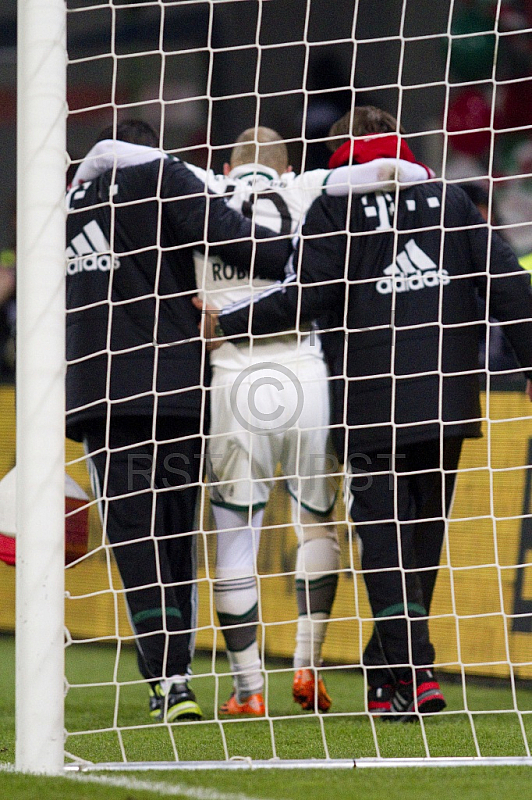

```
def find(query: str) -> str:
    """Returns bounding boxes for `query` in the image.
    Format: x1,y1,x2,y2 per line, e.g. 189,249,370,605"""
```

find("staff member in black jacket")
203,106,532,721
66,120,292,722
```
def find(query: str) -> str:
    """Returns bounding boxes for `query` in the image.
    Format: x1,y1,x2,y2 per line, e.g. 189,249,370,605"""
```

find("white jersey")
193,163,331,372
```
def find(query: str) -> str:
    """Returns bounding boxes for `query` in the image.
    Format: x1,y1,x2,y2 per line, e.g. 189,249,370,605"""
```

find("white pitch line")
67,771,278,800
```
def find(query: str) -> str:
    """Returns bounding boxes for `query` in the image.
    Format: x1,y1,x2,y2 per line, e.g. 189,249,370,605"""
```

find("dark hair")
327,106,404,152
457,181,489,209
97,119,159,148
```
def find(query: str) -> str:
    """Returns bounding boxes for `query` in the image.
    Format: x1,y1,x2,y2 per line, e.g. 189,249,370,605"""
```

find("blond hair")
327,106,404,152
230,127,289,174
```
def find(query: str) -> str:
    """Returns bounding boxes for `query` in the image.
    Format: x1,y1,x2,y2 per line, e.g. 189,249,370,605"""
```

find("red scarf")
328,134,433,177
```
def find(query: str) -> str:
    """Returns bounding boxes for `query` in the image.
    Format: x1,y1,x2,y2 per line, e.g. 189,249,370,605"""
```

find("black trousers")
348,437,463,688
83,416,202,681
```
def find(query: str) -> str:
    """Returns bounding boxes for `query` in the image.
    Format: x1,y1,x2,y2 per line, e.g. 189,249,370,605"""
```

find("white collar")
228,163,280,183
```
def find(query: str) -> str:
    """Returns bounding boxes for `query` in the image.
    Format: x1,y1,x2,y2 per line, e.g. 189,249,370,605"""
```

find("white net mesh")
9,0,532,769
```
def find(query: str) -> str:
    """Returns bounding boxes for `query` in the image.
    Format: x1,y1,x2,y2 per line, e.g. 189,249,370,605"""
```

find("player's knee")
215,565,257,582
293,506,338,542
295,510,341,576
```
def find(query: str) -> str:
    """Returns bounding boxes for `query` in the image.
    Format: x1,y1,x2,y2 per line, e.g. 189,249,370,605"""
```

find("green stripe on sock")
295,575,339,591
217,603,258,626
132,607,182,625
375,602,427,619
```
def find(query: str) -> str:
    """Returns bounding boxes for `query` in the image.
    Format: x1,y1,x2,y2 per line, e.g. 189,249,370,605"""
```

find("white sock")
293,613,330,670
160,673,187,694
227,641,264,701
291,498,340,669
212,505,265,700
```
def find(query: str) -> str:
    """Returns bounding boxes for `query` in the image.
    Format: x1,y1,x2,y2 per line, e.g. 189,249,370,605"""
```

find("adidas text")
376,269,450,294
376,238,449,295
66,253,120,275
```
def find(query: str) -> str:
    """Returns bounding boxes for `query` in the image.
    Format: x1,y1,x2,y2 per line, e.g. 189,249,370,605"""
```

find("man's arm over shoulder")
219,194,347,338
161,158,292,281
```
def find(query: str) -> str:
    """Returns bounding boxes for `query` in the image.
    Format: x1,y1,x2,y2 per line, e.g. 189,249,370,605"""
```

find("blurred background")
0,0,531,384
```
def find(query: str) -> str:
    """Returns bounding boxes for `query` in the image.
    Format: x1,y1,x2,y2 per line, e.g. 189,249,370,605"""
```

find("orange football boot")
219,692,265,716
293,668,332,712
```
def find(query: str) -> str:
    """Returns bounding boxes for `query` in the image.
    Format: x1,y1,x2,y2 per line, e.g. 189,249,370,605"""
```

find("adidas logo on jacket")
376,238,450,295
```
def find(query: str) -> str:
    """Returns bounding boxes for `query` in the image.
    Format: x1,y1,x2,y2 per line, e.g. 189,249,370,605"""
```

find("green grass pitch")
1,634,532,799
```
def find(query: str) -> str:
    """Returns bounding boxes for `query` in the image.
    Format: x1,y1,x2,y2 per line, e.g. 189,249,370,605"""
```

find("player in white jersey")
194,127,430,716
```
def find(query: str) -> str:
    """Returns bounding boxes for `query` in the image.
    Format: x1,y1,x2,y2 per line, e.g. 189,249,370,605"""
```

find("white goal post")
12,0,532,776
15,0,66,776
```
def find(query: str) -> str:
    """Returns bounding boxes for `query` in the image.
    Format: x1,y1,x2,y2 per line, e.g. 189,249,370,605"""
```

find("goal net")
10,0,532,773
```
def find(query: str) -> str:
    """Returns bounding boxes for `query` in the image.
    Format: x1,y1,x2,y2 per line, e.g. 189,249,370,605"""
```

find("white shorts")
206,355,338,514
